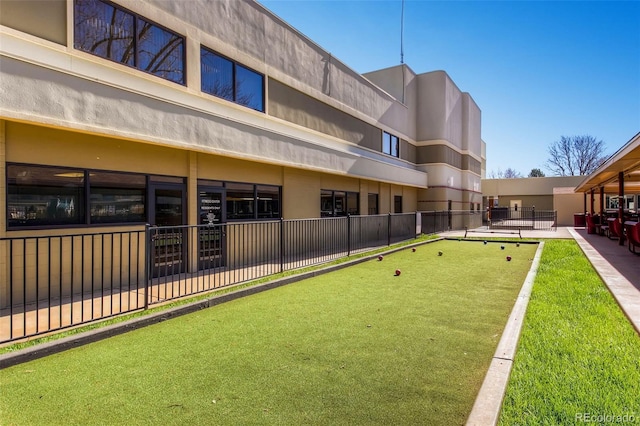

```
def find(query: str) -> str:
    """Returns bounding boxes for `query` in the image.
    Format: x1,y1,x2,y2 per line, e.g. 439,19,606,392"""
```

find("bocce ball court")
0,239,538,425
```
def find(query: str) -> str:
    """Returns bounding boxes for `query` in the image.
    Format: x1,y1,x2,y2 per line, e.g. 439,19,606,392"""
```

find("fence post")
144,224,150,310
532,205,536,229
347,214,351,256
280,217,285,273
387,213,392,246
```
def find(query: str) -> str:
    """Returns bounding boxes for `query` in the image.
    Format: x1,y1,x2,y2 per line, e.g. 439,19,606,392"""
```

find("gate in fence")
488,207,557,231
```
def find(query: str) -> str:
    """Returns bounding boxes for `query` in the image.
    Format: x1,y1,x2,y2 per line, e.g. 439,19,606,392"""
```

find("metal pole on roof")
400,0,406,104
400,0,405,65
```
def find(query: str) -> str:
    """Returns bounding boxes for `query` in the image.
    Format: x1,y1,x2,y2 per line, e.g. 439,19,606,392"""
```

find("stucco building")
0,0,485,302
1,0,484,228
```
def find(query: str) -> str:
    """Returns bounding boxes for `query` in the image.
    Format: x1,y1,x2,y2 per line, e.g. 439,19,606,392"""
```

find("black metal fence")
0,213,420,343
0,209,557,343
0,230,147,344
488,207,557,231
420,210,483,234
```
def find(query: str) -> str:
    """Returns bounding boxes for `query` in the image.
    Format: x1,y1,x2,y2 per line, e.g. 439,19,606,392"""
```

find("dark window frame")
74,0,186,85
394,195,403,213
89,170,146,224
7,163,149,230
368,193,379,215
201,46,265,112
224,181,281,221
321,189,359,217
383,131,400,158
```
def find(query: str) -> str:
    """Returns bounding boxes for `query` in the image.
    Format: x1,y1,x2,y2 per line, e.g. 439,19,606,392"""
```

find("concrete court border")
0,238,442,369
466,241,545,426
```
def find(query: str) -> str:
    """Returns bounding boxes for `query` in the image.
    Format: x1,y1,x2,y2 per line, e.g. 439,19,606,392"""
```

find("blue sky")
259,0,640,177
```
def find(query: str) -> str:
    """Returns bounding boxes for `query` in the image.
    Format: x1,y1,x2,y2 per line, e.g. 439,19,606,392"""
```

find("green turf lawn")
0,240,537,425
499,240,640,425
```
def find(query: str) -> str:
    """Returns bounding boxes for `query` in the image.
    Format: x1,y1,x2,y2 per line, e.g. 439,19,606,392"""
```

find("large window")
226,183,280,220
201,47,264,112
394,195,403,213
383,131,400,157
321,190,359,217
606,195,636,211
74,0,185,84
8,165,86,227
7,164,147,228
368,193,379,215
90,172,146,223
257,185,281,219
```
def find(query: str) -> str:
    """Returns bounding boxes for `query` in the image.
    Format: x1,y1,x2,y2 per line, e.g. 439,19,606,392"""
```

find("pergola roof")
575,132,640,193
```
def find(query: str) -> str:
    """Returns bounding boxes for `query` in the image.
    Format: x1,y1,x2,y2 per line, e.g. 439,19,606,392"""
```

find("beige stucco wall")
6,122,189,177
0,0,66,45
554,191,588,226
146,0,411,137
360,64,418,139
483,176,584,197
1,0,429,189
5,121,420,223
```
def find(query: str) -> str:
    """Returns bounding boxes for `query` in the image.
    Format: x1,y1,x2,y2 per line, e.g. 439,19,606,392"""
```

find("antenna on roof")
400,0,406,104
400,0,405,64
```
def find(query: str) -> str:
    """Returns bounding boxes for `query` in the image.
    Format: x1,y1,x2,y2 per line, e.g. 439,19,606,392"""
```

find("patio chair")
624,221,640,255
585,214,599,234
606,217,624,241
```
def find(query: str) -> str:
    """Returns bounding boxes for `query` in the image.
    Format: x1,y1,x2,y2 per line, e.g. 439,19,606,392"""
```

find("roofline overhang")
574,131,640,193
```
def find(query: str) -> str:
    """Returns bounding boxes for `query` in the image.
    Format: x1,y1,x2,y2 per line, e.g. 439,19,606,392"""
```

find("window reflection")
321,190,359,217
74,0,184,84
368,193,379,215
7,165,86,227
201,47,264,112
383,131,399,157
137,18,184,84
257,185,280,219
90,172,146,223
201,51,234,102
74,0,134,65
226,182,254,220
236,64,264,112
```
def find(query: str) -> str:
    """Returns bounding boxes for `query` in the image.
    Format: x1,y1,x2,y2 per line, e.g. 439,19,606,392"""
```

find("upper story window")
74,0,185,85
201,47,265,112
383,132,400,157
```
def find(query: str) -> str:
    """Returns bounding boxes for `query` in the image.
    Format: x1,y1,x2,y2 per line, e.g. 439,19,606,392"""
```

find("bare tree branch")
503,168,522,178
546,135,608,176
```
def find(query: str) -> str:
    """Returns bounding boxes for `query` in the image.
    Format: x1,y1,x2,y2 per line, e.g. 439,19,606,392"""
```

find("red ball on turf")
506,256,512,261
395,269,401,276
412,248,416,252
378,255,383,261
